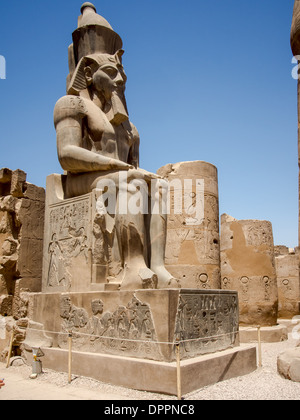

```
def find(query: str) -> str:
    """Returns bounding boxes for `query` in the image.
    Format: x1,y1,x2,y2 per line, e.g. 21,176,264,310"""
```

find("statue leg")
149,179,180,289
117,177,157,290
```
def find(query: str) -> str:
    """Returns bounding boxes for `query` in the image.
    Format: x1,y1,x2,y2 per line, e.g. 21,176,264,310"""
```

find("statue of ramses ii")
53,3,180,290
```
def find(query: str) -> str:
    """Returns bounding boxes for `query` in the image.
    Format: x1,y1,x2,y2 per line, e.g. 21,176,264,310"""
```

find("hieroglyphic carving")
196,273,211,289
222,277,231,289
159,161,220,289
244,223,273,247
263,276,271,301
240,276,249,302
281,278,293,297
221,215,278,325
59,295,161,359
175,291,239,358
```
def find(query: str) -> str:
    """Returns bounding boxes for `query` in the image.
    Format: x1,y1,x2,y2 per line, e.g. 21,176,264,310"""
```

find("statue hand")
128,168,163,181
109,159,134,171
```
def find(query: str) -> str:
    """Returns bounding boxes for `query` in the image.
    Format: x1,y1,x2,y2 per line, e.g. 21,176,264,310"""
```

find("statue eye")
102,66,118,78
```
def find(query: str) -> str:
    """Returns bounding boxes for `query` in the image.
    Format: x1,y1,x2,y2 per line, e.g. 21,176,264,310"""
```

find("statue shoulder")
54,95,88,127
129,121,140,142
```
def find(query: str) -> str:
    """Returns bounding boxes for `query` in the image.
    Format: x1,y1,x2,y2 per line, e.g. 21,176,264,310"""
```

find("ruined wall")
220,214,278,326
0,168,45,318
157,161,220,289
275,246,300,318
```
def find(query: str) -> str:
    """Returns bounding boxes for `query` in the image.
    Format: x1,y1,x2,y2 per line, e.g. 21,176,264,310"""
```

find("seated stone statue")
53,4,179,290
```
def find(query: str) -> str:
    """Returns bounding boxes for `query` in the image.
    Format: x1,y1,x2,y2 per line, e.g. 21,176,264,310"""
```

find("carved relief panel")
43,194,92,292
58,294,161,360
175,290,239,358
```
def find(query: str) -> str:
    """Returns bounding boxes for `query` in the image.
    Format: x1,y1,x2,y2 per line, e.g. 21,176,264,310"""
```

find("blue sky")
0,0,298,247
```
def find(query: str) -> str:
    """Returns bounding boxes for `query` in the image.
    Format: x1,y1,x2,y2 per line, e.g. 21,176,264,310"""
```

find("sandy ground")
0,333,299,401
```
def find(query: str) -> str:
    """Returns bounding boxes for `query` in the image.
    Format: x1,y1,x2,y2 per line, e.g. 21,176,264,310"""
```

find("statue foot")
119,264,158,290
152,266,181,289
139,267,158,289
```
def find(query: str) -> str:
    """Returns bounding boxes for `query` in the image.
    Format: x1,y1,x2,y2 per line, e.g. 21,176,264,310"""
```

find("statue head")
68,50,129,125
66,4,128,124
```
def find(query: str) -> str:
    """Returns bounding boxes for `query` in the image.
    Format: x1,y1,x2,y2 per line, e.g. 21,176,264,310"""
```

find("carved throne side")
42,174,122,293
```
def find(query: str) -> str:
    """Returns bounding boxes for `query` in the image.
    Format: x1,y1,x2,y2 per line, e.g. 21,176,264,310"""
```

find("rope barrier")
23,325,240,394
24,326,240,346
11,324,262,395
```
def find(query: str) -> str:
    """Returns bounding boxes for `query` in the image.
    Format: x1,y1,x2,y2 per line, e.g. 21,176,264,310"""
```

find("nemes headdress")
68,50,125,95
67,2,123,94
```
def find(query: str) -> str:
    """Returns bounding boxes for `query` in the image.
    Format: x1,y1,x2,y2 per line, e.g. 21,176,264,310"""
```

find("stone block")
10,170,26,198
29,289,239,363
278,347,300,382
35,344,257,395
239,325,288,343
0,168,12,184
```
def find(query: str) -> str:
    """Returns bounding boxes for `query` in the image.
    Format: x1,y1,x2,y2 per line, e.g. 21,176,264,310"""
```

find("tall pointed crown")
67,2,123,92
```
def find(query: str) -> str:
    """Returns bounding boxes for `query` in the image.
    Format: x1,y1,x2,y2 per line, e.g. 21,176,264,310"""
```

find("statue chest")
83,107,132,161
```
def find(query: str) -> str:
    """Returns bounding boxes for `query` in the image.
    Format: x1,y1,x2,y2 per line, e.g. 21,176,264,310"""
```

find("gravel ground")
186,334,300,400
2,333,300,400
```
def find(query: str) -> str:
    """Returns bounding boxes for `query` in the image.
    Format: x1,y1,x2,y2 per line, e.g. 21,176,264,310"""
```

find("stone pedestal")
157,161,221,290
34,170,258,394
34,344,257,396
23,288,258,395
28,289,239,363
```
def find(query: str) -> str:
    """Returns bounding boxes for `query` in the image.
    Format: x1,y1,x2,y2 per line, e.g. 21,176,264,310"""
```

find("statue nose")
115,72,124,86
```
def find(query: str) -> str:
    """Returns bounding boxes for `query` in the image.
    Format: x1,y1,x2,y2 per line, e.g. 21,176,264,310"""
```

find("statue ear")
115,49,124,64
84,66,93,86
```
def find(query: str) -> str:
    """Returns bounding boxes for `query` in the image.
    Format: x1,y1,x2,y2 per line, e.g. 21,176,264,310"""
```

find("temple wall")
0,168,45,318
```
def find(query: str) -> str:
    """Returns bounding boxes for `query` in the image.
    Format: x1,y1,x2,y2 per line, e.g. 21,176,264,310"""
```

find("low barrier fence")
5,326,262,400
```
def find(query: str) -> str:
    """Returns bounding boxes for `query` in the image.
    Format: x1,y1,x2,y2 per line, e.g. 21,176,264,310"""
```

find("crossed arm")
56,117,134,174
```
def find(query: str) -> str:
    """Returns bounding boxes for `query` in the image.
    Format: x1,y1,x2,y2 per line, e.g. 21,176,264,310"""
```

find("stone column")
275,246,300,318
220,214,278,326
157,161,220,289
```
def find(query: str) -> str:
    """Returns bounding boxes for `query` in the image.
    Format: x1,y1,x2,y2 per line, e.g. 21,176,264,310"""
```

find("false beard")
106,90,129,126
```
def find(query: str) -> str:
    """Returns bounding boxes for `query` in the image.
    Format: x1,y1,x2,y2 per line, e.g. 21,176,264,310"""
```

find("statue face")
82,52,129,124
87,62,127,101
